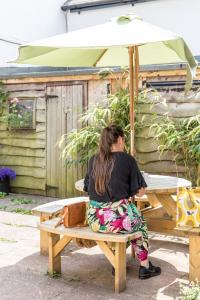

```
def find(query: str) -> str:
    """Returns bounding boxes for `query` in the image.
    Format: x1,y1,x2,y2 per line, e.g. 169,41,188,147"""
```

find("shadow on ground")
0,237,188,300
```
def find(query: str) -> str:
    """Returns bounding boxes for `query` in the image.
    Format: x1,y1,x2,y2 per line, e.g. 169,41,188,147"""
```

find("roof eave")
61,0,135,12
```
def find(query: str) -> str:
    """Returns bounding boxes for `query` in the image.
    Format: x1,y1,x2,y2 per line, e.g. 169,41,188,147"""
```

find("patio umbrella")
14,14,197,154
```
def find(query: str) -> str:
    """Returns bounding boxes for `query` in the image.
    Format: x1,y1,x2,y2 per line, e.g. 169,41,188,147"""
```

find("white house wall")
67,0,200,56
0,0,66,67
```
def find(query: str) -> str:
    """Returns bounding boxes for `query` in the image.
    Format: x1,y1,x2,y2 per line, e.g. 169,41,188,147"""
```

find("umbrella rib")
93,49,107,67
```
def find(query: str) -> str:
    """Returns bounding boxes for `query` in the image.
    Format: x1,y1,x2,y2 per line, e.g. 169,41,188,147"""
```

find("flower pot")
0,176,10,194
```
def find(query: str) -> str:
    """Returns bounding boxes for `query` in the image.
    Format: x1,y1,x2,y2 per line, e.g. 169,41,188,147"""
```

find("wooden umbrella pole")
128,46,135,156
134,46,139,99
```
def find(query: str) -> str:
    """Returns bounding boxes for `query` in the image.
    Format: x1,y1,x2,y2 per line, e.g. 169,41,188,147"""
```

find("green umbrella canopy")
14,15,197,77
14,14,197,154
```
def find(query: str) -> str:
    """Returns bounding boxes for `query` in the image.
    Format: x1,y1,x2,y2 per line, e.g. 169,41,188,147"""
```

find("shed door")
46,83,86,198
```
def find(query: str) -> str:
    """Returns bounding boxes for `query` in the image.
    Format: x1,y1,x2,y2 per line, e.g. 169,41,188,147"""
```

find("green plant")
60,88,150,165
0,237,17,243
0,192,7,198
151,114,200,185
0,205,7,210
45,271,61,278
7,98,33,129
3,222,35,228
176,281,200,300
11,197,32,205
11,208,32,215
0,84,34,129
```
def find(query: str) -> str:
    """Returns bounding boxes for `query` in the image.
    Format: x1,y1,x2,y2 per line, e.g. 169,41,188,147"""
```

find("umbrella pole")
129,46,135,156
134,46,139,98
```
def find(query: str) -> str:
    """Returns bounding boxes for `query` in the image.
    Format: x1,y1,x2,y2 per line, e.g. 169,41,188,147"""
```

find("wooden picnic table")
32,175,199,287
75,175,191,235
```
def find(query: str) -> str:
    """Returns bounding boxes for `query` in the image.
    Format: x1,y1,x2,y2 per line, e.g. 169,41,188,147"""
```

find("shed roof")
0,57,199,80
61,0,154,12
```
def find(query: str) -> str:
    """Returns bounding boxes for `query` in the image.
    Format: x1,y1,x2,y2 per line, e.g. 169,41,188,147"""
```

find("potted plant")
0,167,16,194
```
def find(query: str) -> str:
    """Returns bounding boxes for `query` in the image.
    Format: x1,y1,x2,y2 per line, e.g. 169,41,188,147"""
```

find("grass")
11,197,32,205
11,208,32,215
0,205,7,210
0,237,17,243
45,271,61,278
3,222,35,228
0,192,7,199
65,275,81,282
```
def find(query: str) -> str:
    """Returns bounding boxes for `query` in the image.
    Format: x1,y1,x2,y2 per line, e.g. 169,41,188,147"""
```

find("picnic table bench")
32,197,89,255
33,197,141,293
175,226,200,282
39,218,141,293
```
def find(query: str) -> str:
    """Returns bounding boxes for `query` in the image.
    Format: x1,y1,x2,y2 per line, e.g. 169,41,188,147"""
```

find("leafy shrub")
151,114,200,185
60,88,148,165
176,281,200,300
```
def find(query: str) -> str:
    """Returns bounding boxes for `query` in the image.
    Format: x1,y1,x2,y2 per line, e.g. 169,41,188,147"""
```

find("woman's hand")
136,187,146,197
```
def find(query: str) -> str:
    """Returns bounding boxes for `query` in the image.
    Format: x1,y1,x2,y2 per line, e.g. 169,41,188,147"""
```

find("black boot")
139,261,161,279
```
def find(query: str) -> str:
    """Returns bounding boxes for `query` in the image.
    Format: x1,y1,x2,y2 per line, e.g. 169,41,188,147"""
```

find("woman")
84,124,161,279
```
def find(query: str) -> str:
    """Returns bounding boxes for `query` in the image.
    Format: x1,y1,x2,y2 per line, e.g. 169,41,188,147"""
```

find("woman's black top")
83,152,147,203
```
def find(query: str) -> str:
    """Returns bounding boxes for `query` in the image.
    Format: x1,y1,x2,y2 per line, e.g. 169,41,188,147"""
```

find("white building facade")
0,0,199,67
62,0,200,56
0,0,66,66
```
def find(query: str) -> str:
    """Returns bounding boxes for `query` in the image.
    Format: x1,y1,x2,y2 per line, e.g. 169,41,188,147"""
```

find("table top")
75,175,191,193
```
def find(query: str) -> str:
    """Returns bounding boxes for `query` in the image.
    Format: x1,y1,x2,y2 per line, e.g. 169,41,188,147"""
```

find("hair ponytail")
92,124,124,195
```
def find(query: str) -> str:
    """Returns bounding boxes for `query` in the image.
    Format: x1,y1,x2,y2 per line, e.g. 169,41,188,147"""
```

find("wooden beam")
155,194,177,220
49,233,61,274
146,194,161,208
96,241,115,267
189,235,200,281
40,214,51,255
53,236,72,257
129,46,135,156
115,242,126,293
134,45,139,98
3,68,200,85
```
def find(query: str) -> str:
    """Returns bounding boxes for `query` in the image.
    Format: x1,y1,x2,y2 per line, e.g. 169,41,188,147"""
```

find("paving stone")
0,196,191,300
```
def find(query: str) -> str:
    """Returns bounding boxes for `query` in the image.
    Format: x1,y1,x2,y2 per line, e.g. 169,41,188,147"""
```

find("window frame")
8,97,36,130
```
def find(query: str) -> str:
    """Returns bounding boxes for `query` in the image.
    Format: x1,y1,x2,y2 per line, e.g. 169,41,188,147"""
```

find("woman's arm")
136,187,146,197
129,156,147,197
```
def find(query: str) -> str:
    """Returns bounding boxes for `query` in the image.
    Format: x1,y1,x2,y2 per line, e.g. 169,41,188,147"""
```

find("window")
8,97,36,130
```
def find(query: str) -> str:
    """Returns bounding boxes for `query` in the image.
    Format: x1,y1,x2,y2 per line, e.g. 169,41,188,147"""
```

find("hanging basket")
0,177,10,195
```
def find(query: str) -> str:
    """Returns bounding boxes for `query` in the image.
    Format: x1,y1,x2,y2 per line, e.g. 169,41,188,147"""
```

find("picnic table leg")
115,242,126,293
49,232,61,275
189,235,200,281
131,246,135,258
40,215,51,255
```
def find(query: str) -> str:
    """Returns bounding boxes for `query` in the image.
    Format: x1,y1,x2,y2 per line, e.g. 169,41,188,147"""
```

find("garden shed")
0,63,199,197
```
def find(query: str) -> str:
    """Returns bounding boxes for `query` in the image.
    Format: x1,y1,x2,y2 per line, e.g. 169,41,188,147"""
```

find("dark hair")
92,124,124,195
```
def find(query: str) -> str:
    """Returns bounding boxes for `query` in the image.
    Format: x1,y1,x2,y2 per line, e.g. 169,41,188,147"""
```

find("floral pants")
87,199,149,262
